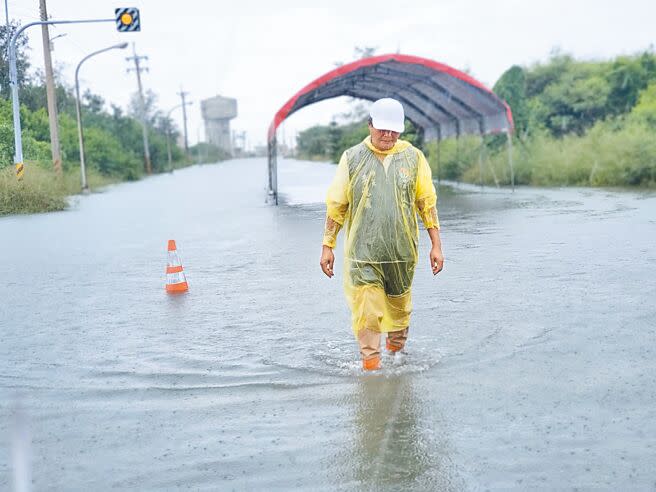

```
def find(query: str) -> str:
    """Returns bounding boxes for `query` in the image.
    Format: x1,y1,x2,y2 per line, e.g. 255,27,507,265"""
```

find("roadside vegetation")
0,22,228,216
297,49,656,188
0,163,116,214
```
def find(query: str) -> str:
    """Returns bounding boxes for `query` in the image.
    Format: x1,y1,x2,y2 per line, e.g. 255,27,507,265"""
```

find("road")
1,157,655,490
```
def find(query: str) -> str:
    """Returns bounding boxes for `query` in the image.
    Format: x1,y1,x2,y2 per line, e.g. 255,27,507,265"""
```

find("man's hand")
427,227,444,276
430,245,444,275
320,245,335,278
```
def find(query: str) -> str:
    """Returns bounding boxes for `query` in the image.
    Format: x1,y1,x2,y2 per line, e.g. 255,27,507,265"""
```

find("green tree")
297,125,331,159
0,21,31,99
129,89,160,126
630,82,656,126
605,50,656,115
327,120,341,160
527,58,612,136
525,52,574,98
334,119,369,162
83,90,105,114
493,65,529,138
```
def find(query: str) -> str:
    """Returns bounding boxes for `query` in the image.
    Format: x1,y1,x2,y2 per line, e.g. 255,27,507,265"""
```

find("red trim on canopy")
268,53,513,142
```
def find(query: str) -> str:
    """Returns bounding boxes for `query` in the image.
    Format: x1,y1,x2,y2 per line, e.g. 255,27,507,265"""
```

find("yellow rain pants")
323,136,439,336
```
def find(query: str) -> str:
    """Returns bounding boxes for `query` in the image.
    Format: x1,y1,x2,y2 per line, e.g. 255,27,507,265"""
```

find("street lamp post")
74,42,128,191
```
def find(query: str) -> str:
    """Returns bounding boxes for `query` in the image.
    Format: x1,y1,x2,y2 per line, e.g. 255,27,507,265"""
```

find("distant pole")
165,104,182,169
165,98,192,169
165,119,174,170
75,42,128,191
126,43,152,174
39,0,62,175
196,128,201,164
4,0,9,25
177,87,189,153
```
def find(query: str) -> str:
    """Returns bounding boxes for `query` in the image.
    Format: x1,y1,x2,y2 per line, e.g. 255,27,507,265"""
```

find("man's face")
369,123,400,151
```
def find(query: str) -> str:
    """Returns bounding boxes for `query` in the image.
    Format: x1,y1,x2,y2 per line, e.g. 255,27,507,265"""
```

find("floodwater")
1,157,655,490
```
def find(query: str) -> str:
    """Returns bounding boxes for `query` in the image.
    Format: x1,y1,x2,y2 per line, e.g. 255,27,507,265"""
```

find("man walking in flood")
320,98,444,371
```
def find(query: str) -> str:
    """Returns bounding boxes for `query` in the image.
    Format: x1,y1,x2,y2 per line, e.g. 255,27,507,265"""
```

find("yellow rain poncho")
323,136,439,335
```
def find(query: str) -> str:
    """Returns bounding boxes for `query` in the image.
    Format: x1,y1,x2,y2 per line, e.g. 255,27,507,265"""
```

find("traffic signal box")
115,8,140,32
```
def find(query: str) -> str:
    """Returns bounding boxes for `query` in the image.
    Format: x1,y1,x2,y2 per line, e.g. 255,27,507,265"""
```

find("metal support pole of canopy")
478,135,484,188
436,140,441,187
484,138,500,188
267,136,278,205
272,141,278,205
267,140,272,201
506,130,515,191
435,126,441,188
267,140,272,203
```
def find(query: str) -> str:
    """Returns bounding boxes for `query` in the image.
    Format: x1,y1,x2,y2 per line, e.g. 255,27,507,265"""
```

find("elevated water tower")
201,95,237,155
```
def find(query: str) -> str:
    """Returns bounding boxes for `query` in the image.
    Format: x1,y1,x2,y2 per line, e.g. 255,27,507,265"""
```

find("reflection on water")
353,376,429,484
343,374,460,491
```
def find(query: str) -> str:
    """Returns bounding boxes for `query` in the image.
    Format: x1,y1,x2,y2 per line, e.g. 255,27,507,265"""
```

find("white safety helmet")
369,98,405,133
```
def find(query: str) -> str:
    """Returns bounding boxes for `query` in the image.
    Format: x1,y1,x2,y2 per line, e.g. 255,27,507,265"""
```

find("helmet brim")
371,118,404,133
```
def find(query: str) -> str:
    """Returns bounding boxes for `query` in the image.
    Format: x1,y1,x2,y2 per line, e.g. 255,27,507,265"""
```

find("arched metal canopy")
269,53,513,142
266,53,514,203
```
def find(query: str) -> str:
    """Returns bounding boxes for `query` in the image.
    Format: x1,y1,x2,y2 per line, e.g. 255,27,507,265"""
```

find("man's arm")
427,227,444,275
415,150,443,275
321,216,342,278
321,153,349,278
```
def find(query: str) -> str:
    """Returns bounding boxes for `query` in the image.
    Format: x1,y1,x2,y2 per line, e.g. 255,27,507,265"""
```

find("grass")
0,155,203,216
0,162,119,216
425,121,656,188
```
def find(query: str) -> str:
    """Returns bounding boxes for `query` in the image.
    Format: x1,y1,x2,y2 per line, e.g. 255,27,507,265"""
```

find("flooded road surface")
1,157,655,490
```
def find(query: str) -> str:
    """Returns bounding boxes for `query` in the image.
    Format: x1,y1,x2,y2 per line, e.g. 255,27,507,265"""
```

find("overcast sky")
10,0,656,149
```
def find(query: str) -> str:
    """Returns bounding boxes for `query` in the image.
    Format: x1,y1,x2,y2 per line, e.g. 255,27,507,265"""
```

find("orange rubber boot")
386,338,402,353
362,356,381,371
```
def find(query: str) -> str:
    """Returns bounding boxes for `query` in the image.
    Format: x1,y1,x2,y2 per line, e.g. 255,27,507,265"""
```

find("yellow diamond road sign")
115,7,140,32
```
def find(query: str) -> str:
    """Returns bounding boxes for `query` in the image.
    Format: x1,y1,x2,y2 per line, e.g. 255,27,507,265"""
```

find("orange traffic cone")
166,240,188,293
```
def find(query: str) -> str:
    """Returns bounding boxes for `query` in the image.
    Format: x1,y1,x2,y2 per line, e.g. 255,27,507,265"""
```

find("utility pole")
232,130,246,156
126,43,152,174
196,128,201,164
39,0,62,175
165,98,192,169
177,87,189,153
164,104,181,170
